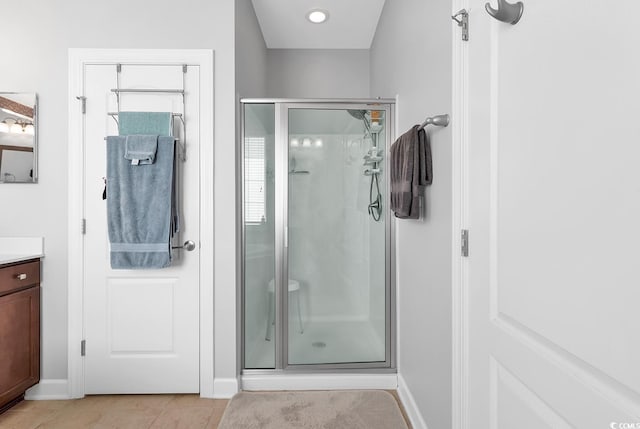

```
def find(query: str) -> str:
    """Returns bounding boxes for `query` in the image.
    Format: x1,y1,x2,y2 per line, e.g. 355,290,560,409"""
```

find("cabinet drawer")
0,261,40,296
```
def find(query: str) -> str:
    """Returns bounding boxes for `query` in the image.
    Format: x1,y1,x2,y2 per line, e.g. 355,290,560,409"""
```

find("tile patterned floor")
0,390,411,429
0,395,229,429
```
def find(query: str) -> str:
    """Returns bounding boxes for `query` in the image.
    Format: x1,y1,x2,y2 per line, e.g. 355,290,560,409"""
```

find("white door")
466,1,640,427
83,63,200,393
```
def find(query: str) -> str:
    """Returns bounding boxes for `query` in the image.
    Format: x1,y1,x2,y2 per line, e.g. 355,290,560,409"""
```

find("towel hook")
418,114,450,130
485,0,523,25
451,9,469,41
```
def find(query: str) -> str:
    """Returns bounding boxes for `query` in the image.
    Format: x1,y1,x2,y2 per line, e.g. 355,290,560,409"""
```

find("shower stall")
240,100,395,372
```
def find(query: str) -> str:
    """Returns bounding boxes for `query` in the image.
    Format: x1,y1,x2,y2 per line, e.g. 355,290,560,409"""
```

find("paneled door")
83,63,200,393
465,1,640,427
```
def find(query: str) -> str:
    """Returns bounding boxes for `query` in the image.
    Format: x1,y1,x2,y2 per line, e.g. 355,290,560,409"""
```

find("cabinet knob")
16,273,27,280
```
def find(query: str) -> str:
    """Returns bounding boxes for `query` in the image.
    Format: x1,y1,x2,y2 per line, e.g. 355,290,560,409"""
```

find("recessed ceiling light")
306,9,329,24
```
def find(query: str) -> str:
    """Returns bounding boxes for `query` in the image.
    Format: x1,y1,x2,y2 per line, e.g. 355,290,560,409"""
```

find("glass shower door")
285,106,388,366
243,103,276,369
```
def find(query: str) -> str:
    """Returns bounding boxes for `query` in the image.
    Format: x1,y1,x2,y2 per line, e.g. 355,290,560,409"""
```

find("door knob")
183,240,196,251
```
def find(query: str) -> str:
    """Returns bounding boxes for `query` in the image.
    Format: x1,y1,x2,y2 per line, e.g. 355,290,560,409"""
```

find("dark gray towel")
390,125,432,219
106,136,175,269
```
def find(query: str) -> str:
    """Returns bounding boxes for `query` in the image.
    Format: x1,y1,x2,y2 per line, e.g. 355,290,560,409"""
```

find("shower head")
347,109,368,121
347,109,371,136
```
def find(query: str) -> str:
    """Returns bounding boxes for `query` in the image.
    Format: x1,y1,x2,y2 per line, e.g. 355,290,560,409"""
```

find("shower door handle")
284,227,288,248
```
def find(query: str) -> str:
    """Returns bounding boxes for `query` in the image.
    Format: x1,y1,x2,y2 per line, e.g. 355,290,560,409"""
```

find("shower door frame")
240,99,396,373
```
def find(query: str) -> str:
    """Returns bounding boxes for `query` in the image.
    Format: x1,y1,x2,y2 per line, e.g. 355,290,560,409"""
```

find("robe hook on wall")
485,0,524,25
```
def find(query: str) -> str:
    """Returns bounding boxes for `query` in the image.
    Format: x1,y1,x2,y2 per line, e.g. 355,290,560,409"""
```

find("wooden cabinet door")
0,286,40,407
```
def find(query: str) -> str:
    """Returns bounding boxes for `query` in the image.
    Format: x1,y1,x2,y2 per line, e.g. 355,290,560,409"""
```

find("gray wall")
0,0,236,381
236,0,268,98
371,1,453,428
266,50,370,98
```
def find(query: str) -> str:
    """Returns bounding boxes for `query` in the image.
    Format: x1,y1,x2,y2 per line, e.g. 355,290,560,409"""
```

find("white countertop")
0,237,44,266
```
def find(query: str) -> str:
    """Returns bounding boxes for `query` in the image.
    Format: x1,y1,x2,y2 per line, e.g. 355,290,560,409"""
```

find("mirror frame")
0,92,38,183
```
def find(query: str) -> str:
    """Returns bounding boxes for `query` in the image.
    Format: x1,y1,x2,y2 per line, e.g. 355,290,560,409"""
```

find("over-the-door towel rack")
106,63,188,161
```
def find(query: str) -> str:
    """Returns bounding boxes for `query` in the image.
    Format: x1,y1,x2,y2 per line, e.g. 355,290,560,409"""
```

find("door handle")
173,240,196,251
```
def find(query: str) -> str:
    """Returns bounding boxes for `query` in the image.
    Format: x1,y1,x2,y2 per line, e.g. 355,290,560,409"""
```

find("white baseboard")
24,379,70,400
241,373,398,391
211,377,239,399
398,373,428,429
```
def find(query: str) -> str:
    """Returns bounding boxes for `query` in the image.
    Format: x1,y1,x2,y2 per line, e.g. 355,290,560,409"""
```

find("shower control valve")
364,168,381,176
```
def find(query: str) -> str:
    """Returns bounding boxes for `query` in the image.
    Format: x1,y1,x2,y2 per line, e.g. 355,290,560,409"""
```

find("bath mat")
217,390,409,429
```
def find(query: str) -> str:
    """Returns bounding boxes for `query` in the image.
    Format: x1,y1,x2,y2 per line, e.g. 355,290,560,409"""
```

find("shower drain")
312,341,327,348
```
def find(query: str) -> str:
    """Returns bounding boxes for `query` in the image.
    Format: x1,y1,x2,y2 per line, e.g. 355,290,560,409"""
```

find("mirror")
0,93,37,183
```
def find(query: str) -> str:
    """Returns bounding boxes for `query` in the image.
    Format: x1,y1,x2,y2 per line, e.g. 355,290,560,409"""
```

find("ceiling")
251,0,387,49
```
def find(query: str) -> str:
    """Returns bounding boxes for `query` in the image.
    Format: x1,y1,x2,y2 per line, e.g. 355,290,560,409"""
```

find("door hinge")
76,96,86,114
81,340,86,356
82,218,86,235
461,229,469,257
452,9,469,41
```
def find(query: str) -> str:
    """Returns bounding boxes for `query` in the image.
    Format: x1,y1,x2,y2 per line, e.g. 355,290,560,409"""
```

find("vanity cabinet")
0,259,40,413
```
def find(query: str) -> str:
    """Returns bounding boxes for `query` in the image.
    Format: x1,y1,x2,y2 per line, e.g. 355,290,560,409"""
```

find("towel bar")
107,112,183,118
102,135,186,162
418,114,450,130
102,136,179,141
110,88,184,94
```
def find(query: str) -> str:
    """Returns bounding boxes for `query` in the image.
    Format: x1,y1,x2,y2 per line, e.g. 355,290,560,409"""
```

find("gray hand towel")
390,125,432,219
107,135,175,269
124,135,158,165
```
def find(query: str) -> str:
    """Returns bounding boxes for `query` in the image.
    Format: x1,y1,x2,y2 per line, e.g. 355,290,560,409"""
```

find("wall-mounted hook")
452,9,469,41
485,0,523,25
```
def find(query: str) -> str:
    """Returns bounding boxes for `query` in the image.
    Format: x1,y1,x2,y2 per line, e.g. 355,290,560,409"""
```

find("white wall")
371,1,453,428
0,0,236,390
266,50,370,98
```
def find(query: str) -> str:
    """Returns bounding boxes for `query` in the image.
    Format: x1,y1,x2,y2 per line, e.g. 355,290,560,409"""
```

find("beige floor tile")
164,395,219,409
210,399,229,411
205,407,227,429
91,408,159,429
9,400,71,413
83,395,174,412
0,409,55,429
150,406,214,429
35,407,105,429
0,391,414,429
